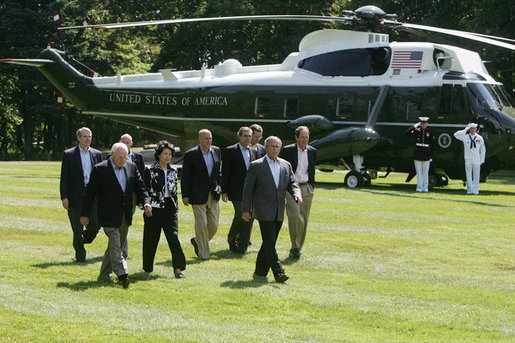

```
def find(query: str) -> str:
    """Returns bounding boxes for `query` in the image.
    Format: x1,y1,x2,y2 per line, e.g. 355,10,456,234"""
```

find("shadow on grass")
220,277,271,289
281,256,300,266
56,271,161,291
33,256,104,269
317,181,514,207
358,186,514,207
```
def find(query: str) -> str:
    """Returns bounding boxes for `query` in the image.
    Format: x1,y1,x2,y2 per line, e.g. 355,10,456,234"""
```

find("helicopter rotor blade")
58,14,353,30
390,22,515,50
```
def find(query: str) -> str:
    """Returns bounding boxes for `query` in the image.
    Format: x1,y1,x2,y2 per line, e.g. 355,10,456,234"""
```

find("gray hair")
76,127,91,138
120,133,132,142
238,126,252,137
198,129,211,137
111,142,128,154
264,136,282,147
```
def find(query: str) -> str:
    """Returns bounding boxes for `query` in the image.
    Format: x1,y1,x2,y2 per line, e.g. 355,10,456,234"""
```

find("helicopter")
1,5,514,188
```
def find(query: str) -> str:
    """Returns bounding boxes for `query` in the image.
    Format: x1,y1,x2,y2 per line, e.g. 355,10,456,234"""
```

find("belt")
416,143,430,147
298,182,309,186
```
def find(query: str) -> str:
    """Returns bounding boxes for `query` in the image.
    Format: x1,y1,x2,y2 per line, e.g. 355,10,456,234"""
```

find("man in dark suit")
60,127,102,262
222,127,256,254
80,142,152,288
250,124,266,158
242,136,302,283
280,126,317,259
181,129,222,260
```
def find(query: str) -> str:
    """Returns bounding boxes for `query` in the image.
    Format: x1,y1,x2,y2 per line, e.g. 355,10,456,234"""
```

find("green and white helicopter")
2,5,514,187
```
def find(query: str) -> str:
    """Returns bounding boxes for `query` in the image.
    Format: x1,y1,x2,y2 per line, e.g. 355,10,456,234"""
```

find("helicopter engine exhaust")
311,127,381,162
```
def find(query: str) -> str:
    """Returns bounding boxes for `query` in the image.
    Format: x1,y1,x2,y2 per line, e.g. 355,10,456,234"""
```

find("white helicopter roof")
91,29,495,89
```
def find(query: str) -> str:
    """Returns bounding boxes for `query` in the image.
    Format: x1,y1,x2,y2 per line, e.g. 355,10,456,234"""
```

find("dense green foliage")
0,0,513,159
0,163,513,342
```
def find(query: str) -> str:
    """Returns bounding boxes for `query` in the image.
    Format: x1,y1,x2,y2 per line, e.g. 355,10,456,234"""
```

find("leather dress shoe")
118,275,131,289
228,241,239,253
274,272,289,283
174,269,185,279
289,248,301,259
191,237,199,258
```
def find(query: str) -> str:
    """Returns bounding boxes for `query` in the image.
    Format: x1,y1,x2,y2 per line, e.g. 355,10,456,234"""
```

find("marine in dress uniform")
453,123,486,195
404,117,435,192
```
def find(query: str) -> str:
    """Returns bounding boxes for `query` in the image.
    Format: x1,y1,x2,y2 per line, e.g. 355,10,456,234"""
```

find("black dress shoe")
191,237,199,258
289,248,301,259
118,275,131,289
174,269,185,279
228,241,239,253
274,272,289,283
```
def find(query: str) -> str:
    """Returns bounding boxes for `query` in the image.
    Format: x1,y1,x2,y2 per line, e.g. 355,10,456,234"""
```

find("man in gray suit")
242,136,302,283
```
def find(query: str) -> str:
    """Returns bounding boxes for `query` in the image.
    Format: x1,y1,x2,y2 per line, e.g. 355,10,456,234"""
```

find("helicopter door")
438,84,468,121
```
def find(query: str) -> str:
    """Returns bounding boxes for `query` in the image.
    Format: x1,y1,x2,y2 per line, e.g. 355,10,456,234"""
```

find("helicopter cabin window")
406,101,421,121
336,98,354,119
255,97,270,117
297,47,391,77
284,99,297,118
439,84,465,117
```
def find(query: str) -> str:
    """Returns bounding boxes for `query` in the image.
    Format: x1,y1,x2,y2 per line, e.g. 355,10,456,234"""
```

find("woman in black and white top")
142,140,186,278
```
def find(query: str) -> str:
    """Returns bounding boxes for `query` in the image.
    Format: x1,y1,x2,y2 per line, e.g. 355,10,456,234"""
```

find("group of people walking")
60,125,317,288
60,119,485,288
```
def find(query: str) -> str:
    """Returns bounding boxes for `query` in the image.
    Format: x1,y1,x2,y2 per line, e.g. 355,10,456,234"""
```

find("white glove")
414,122,421,128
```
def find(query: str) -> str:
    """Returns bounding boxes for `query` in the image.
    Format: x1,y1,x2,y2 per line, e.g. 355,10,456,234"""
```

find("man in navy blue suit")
222,127,256,254
60,127,102,262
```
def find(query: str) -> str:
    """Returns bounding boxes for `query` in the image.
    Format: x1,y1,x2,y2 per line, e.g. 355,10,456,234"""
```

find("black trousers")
67,200,99,262
142,198,186,273
227,200,252,253
254,220,284,277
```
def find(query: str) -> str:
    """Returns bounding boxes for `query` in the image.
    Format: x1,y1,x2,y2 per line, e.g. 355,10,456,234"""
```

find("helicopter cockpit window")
297,47,391,77
255,97,270,117
467,83,511,110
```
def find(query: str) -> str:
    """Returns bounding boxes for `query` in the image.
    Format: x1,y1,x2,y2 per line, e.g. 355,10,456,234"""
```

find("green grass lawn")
0,162,513,342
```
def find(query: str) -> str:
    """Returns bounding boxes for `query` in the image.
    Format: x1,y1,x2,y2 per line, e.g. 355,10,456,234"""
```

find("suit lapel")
261,157,277,189
107,160,124,193
292,144,299,172
74,146,84,177
197,146,210,178
235,144,246,169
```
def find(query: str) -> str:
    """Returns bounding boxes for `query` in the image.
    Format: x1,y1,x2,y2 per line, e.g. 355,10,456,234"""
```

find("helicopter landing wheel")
345,171,365,188
429,174,449,187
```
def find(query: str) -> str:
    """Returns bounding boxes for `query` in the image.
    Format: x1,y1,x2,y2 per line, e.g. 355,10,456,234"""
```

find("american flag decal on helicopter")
391,50,423,68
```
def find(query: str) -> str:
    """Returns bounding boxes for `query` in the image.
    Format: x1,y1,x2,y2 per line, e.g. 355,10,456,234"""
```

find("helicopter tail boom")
0,58,54,67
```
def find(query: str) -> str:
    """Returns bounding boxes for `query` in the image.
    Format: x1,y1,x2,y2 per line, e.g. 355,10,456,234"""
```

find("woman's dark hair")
154,140,174,162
